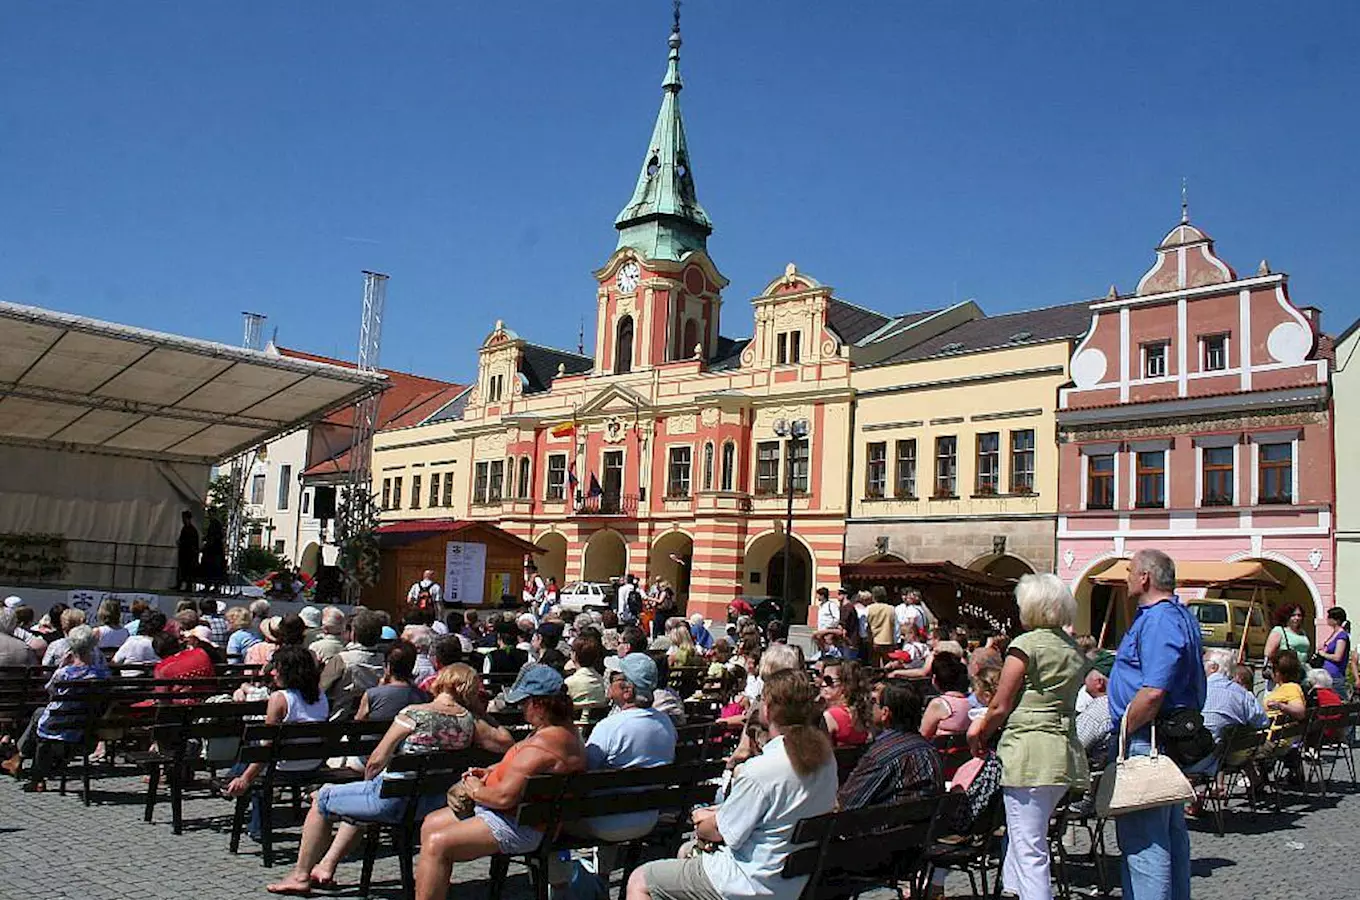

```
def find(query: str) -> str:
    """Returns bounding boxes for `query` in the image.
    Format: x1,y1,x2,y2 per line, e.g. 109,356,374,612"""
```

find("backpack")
627,588,644,618
414,581,434,610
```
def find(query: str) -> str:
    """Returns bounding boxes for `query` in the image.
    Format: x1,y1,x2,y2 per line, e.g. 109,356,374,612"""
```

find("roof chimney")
1300,306,1322,332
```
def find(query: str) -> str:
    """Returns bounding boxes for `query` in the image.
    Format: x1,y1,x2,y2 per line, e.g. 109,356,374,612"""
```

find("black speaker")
313,485,337,519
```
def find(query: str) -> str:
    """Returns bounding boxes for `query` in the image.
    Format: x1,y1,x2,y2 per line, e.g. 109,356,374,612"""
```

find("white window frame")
1248,430,1301,506
1127,439,1171,510
666,444,694,498
1199,333,1230,373
1141,340,1170,379
1193,434,1238,508
1078,442,1121,512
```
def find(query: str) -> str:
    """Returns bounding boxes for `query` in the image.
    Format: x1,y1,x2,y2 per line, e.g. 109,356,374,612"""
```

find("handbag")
1094,718,1195,817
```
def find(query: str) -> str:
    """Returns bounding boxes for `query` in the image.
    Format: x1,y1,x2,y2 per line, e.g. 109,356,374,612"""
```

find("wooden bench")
229,719,392,866
487,761,724,900
782,793,958,900
126,700,268,832
352,748,503,899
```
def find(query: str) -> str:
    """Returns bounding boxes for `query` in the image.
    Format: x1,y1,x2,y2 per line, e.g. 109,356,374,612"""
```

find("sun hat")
189,625,215,646
3,596,22,610
504,664,566,704
259,616,281,642
299,606,321,629
611,653,658,702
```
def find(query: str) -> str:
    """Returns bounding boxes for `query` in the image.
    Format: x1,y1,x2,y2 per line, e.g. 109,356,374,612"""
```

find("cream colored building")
1334,319,1360,612
846,302,1095,578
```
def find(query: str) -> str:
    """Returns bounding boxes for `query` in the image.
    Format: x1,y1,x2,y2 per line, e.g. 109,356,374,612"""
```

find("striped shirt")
837,727,944,810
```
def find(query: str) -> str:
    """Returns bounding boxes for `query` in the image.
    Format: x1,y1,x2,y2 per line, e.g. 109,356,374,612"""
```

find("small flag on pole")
550,422,575,439
587,473,603,498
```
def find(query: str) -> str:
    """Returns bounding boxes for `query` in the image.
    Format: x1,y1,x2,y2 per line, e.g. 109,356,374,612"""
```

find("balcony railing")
576,493,639,516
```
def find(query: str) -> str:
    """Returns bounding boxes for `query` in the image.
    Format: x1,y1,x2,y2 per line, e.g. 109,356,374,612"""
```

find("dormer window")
775,331,801,365
940,342,965,354
486,374,505,403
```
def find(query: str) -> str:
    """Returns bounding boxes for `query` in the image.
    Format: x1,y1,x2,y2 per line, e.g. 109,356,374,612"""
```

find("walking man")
1108,549,1206,900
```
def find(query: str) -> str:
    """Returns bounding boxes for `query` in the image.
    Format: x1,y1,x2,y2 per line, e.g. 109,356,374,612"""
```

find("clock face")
617,261,641,293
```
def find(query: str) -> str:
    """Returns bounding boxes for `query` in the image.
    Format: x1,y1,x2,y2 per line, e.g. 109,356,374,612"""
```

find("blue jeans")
1115,736,1192,900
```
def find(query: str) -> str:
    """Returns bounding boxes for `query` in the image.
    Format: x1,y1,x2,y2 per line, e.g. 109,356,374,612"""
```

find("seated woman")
920,651,972,739
266,663,512,895
414,665,587,900
224,646,330,840
819,659,871,748
666,619,702,669
1265,650,1308,734
4,624,109,790
626,668,838,900
356,643,429,723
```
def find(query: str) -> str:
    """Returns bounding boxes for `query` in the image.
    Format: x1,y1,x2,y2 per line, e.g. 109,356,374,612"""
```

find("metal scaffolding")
225,312,268,579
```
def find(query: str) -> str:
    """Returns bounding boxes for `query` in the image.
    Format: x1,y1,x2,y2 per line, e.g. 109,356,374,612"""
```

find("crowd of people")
1,545,1353,900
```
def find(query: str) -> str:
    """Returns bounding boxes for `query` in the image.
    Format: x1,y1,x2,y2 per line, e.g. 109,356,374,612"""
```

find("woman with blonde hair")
266,663,512,895
666,618,702,668
967,573,1088,900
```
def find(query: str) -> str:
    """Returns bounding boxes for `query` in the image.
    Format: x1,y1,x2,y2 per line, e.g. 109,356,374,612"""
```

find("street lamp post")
772,417,810,625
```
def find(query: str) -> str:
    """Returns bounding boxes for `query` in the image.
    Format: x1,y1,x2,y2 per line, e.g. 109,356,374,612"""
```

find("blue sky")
2,2,1356,382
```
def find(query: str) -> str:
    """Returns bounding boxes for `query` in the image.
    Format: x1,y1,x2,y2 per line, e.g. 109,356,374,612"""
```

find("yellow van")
1188,598,1269,661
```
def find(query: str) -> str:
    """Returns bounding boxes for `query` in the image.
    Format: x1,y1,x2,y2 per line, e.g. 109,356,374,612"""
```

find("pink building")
1055,217,1333,636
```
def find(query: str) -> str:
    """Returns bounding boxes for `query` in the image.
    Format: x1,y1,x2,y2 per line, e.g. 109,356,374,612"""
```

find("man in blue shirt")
1108,549,1206,900
689,612,714,651
570,653,677,883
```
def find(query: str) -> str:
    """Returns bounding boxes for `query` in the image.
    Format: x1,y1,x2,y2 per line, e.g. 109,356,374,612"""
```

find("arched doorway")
649,530,694,614
1217,556,1320,633
745,531,814,623
1071,555,1123,640
535,531,568,586
968,553,1036,581
614,316,634,374
582,529,628,583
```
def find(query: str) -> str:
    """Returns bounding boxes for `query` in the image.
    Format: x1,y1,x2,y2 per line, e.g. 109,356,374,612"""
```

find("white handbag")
1094,718,1196,817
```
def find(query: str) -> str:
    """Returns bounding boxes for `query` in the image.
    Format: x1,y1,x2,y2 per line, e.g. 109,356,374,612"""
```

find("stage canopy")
839,559,1020,634
0,300,386,465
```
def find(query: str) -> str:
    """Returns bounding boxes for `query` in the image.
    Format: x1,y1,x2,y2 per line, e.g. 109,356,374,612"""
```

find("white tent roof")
0,301,387,464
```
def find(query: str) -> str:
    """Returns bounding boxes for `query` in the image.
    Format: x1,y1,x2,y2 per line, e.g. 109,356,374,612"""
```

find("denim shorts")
314,777,444,825
474,805,543,854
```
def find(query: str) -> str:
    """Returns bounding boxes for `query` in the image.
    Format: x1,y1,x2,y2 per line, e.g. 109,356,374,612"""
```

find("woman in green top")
968,573,1088,900
1264,604,1311,673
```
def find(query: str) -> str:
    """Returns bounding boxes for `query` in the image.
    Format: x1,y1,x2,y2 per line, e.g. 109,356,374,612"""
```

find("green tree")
239,545,291,578
334,484,380,601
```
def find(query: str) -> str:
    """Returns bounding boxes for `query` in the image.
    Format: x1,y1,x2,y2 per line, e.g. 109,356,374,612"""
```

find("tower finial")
663,0,682,91
1181,176,1189,224
673,0,681,34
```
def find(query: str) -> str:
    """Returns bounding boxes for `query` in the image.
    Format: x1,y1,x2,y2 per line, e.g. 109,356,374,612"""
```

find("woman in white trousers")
968,574,1089,899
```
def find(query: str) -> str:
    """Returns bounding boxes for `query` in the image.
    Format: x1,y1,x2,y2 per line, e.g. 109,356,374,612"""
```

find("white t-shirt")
703,735,839,900
815,599,840,632
112,635,160,667
616,583,636,616
522,575,546,604
407,579,442,606
894,602,926,635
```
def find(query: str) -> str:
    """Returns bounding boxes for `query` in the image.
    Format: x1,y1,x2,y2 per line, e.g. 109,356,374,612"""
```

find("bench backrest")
238,719,391,765
782,793,949,898
516,760,724,828
378,747,506,798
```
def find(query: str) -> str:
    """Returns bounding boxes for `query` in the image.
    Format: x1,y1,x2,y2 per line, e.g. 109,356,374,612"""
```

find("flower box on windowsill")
929,493,959,501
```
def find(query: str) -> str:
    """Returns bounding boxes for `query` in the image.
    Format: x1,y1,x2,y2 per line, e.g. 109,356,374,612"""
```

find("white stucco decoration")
1070,348,1107,389
1267,321,1310,364
1062,549,1075,570
1309,548,1323,571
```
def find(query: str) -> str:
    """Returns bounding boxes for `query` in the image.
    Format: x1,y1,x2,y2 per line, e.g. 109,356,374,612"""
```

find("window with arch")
702,441,715,491
720,441,736,491
683,318,699,359
614,316,634,374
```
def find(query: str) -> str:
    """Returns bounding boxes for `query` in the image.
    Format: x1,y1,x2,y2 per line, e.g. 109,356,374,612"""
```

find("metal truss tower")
225,312,268,580
347,272,388,492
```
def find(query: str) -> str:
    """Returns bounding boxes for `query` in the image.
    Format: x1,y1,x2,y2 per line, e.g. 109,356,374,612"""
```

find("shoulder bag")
1094,718,1195,817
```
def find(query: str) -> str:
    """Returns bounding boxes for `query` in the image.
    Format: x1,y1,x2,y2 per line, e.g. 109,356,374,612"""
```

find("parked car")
558,581,616,614
1188,597,1268,661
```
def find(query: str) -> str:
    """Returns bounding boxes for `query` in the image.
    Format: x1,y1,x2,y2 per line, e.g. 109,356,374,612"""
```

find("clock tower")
594,7,727,376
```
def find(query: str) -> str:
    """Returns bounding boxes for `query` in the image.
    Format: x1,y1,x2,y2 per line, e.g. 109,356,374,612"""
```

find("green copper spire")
614,4,713,262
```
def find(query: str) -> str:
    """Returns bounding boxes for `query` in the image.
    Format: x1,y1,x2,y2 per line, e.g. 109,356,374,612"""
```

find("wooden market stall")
839,560,1020,637
367,519,542,616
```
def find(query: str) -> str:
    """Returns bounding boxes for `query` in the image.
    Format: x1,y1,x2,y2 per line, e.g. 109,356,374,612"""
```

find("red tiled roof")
373,518,542,553
275,346,464,478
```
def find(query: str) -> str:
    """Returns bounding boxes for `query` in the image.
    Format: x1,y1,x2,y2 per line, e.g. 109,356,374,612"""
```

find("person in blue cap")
415,664,587,900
